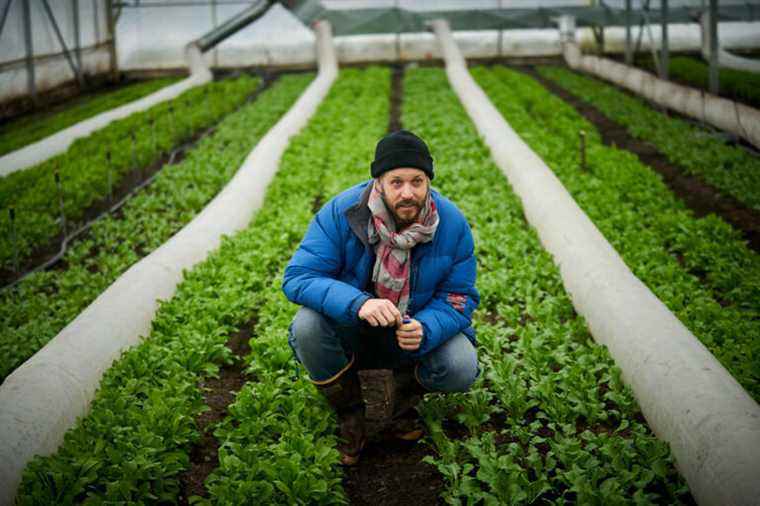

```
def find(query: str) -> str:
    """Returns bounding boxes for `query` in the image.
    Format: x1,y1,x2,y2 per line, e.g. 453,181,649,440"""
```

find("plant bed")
0,75,259,274
475,64,760,402
0,76,181,157
0,73,313,384
527,66,760,253
536,65,760,212
15,68,378,505
402,66,692,505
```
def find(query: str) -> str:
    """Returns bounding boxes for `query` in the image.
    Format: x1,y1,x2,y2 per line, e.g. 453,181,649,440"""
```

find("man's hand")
396,318,423,351
359,298,402,327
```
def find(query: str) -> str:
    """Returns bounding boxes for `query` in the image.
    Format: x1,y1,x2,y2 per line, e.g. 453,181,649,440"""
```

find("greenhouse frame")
1,1,759,504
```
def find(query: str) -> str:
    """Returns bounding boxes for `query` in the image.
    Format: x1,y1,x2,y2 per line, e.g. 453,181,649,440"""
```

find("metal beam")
41,0,85,86
624,0,631,64
195,0,273,53
0,0,13,40
106,0,118,80
74,0,82,71
660,0,668,80
708,0,719,94
92,0,100,42
21,0,36,101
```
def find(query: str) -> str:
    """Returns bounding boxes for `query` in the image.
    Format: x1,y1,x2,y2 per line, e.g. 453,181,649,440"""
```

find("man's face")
378,167,429,228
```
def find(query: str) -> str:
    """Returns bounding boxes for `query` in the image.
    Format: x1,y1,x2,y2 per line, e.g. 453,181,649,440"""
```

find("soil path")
524,66,760,254
177,321,254,504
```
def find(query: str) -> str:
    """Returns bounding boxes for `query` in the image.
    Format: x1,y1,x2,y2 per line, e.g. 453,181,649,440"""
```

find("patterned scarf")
367,180,440,315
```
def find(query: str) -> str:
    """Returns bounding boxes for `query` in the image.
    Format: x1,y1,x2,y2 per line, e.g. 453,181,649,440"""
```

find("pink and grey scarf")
367,181,440,315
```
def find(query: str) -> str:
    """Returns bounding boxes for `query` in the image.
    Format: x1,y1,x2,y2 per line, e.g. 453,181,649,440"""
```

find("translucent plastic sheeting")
114,0,760,72
0,0,111,103
291,0,760,36
117,3,314,70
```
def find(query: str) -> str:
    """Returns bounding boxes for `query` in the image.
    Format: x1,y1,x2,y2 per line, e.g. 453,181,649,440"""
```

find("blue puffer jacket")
282,180,479,357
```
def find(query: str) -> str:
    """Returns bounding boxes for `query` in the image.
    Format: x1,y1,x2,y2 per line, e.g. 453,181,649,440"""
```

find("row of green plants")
18,66,692,504
404,67,689,504
537,66,760,211
15,68,369,504
0,73,313,384
202,67,391,504
0,75,258,272
475,65,760,402
638,55,760,109
0,76,180,157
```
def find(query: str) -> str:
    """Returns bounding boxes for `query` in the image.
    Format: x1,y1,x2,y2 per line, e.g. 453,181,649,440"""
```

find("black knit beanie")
371,129,434,180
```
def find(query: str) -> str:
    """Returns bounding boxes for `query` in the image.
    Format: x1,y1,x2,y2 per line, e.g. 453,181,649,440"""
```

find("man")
282,129,479,465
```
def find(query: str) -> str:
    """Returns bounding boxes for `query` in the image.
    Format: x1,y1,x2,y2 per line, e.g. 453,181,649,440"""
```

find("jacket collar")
345,181,438,258
345,182,373,247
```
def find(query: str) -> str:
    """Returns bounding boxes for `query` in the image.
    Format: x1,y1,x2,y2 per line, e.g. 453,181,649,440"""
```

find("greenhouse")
1,0,759,504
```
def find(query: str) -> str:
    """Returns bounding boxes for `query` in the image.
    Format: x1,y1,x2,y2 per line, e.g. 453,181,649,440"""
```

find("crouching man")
282,129,479,465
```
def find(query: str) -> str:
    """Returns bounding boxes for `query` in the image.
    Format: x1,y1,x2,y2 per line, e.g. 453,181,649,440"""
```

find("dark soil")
177,320,254,505
344,369,445,506
388,65,404,133
525,66,760,254
1,74,281,288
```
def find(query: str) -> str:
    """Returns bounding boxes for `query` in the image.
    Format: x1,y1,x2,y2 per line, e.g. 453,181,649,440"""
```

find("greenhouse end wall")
0,0,112,107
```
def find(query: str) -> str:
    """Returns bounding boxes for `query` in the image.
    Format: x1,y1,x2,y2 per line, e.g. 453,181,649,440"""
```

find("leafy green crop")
537,65,760,211
0,77,180,157
405,67,690,505
476,65,760,401
204,67,391,506
15,69,374,504
0,76,258,271
0,74,312,384
638,55,760,109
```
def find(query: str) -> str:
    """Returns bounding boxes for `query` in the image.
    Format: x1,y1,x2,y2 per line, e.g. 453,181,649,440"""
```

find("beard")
382,194,424,229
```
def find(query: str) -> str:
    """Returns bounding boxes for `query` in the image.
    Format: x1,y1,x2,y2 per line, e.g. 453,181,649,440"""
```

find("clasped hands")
358,298,422,351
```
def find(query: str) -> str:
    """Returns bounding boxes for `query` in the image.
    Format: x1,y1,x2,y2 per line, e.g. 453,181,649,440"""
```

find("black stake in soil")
168,104,175,141
580,130,587,171
131,132,141,180
9,207,18,274
150,117,157,156
54,170,67,237
185,97,192,137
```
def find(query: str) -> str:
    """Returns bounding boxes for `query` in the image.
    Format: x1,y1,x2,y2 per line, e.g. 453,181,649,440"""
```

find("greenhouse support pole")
624,0,632,64
73,0,82,72
0,0,13,39
21,0,36,102
660,0,668,80
708,0,719,94
105,0,117,81
433,18,760,506
41,0,84,87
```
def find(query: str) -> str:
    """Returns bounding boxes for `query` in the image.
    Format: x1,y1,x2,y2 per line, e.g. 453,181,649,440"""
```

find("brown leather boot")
314,357,366,466
389,366,428,441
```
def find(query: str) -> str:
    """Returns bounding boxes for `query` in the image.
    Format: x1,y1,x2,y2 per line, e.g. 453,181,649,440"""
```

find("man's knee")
288,307,333,355
418,334,479,393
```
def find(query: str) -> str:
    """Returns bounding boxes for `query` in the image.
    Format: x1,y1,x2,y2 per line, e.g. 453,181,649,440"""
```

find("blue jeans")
287,306,479,393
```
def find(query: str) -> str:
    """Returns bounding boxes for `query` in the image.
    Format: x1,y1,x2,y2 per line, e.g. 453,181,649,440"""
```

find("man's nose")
400,184,414,199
